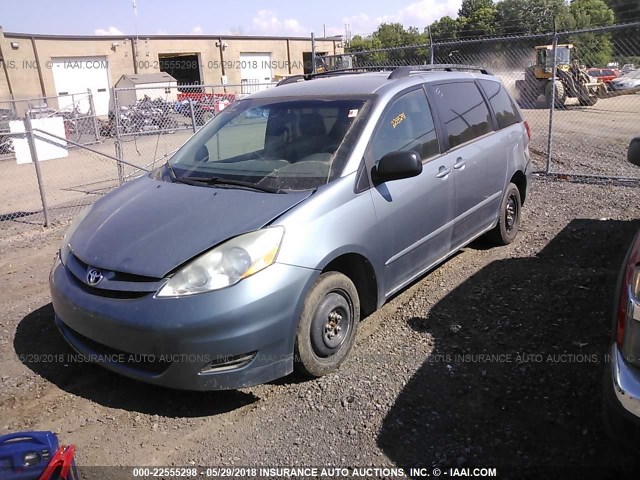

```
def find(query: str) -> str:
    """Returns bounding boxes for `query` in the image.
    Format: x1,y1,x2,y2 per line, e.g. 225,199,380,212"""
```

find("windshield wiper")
165,161,177,179
175,175,283,193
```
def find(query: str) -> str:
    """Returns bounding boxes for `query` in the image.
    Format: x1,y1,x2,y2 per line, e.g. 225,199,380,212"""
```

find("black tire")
545,80,566,109
294,272,360,378
487,183,521,246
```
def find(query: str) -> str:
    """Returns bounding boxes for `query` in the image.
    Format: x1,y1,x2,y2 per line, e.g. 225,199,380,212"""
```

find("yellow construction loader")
515,44,604,108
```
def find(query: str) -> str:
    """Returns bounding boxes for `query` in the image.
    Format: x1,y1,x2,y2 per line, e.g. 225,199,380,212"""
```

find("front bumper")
50,257,318,390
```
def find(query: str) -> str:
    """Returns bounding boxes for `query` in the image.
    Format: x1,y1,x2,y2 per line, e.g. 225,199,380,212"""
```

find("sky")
0,0,463,37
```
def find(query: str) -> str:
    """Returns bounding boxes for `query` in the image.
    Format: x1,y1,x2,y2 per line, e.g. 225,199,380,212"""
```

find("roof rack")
276,67,392,86
276,75,306,86
275,64,493,87
310,66,392,78
387,64,493,79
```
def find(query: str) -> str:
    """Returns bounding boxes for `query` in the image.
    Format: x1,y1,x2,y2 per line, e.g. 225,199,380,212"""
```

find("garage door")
51,57,110,116
239,53,272,94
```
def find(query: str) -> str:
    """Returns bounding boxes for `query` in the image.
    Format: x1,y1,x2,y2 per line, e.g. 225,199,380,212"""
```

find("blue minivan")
50,66,532,390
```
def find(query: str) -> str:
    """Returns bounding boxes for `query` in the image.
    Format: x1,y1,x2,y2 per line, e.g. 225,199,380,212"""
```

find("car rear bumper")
50,256,318,390
607,343,640,422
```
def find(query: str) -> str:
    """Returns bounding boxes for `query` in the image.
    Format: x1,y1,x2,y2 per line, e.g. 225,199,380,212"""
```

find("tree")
372,23,428,47
568,0,615,28
566,0,615,66
459,0,496,18
604,0,640,23
457,0,499,38
429,16,462,40
347,35,387,65
460,6,499,37
347,24,429,65
495,0,572,35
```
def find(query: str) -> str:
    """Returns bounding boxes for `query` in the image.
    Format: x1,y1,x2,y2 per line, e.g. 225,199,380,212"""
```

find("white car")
610,69,640,92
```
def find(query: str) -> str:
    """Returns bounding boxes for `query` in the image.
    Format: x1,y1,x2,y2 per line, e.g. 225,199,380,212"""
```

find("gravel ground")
523,95,640,179
1,170,640,480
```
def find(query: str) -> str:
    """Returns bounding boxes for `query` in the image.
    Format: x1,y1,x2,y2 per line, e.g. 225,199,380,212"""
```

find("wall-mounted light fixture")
10,42,19,49
111,42,119,51
215,41,228,50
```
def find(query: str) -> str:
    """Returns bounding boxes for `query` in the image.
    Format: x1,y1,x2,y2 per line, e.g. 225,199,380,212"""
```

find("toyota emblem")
86,268,104,286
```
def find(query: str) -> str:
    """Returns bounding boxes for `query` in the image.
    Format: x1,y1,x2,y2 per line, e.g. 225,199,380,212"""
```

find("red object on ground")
38,445,79,480
177,92,236,103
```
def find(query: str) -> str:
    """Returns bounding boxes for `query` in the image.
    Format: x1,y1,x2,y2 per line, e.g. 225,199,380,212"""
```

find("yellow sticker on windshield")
391,112,406,128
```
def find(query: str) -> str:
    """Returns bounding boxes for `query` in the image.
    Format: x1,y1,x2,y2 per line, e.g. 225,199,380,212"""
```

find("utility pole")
546,17,558,174
428,25,434,65
132,0,139,60
311,32,316,74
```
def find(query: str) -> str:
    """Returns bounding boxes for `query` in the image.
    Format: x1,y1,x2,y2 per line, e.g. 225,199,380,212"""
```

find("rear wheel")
487,183,521,246
294,272,360,378
516,79,538,108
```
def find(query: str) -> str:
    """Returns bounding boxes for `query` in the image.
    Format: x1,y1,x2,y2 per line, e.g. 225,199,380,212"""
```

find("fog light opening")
199,351,257,374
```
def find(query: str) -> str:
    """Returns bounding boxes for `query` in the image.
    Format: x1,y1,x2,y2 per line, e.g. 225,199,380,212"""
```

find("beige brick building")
0,28,343,114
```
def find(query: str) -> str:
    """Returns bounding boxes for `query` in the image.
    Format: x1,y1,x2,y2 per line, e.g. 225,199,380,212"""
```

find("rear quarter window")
430,82,492,149
479,79,521,130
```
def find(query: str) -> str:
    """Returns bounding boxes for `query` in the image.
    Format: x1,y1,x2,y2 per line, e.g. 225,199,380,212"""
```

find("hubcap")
310,291,352,357
324,309,345,347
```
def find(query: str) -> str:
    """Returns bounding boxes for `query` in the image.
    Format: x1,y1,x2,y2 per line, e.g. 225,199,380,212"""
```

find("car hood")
69,175,312,277
613,78,640,86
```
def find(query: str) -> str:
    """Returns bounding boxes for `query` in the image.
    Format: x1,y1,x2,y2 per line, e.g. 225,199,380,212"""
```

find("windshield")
623,69,640,79
555,47,571,65
589,69,614,77
539,47,571,68
169,96,370,191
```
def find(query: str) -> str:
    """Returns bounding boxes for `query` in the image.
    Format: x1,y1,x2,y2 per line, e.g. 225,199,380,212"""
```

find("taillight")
617,235,640,346
524,120,532,140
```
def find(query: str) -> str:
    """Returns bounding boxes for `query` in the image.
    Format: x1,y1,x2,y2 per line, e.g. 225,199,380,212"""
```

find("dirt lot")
1,169,639,479
522,95,640,178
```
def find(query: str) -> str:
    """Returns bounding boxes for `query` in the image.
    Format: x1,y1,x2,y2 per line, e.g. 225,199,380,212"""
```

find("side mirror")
373,151,422,184
628,137,640,167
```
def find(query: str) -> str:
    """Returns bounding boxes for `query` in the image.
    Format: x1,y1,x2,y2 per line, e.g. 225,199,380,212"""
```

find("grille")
68,272,150,299
62,323,172,375
66,252,161,299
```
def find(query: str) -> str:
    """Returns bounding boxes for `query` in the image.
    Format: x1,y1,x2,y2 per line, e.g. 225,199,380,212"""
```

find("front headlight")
60,206,92,266
157,226,284,297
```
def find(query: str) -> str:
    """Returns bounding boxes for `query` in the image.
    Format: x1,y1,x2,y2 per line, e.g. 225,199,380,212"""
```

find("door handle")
436,166,452,178
453,157,466,169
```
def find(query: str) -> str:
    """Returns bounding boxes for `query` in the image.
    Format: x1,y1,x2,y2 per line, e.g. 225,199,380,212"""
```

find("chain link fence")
1,23,639,229
0,83,276,227
110,83,276,182
0,90,112,226
345,22,640,180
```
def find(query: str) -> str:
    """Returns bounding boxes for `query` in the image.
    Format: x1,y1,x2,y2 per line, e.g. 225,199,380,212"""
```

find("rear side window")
430,82,492,149
479,79,521,130
369,88,439,162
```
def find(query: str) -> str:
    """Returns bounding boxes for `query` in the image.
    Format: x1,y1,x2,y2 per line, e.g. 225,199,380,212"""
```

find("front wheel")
545,80,566,109
294,272,360,378
487,183,522,246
